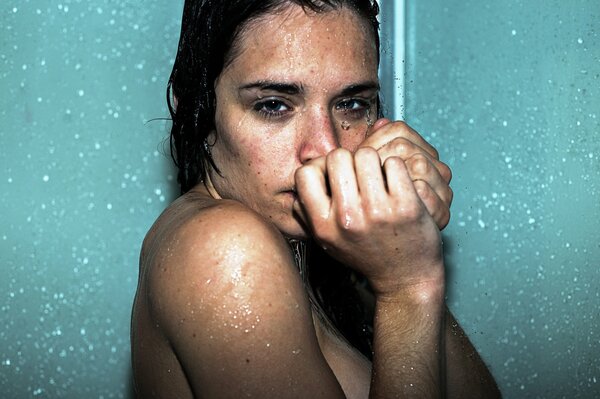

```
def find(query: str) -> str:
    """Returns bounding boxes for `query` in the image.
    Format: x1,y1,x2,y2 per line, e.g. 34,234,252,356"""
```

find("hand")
360,119,453,230
293,147,444,296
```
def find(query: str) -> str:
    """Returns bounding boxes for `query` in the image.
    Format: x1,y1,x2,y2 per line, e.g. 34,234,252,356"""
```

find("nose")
298,106,339,164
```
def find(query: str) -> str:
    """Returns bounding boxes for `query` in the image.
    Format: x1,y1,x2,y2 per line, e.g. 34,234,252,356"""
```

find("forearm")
369,281,445,399
444,309,501,398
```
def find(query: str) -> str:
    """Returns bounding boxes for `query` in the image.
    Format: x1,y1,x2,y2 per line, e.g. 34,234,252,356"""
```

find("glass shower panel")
404,1,600,397
1,2,183,397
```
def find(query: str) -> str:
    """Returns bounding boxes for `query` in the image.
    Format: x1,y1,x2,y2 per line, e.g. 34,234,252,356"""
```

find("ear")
206,129,217,145
168,85,178,111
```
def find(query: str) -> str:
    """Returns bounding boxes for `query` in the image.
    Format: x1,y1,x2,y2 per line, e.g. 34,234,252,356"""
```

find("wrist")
371,264,446,306
373,279,445,353
376,280,445,309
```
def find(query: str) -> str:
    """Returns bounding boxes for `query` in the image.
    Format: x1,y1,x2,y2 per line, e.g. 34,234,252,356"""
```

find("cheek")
214,114,299,182
339,130,369,152
250,148,291,178
228,140,282,183
243,131,298,168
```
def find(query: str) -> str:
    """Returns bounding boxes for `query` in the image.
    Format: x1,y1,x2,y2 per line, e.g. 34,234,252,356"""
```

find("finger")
292,198,309,228
381,156,434,234
361,121,439,160
370,118,392,132
354,147,387,212
378,138,452,184
382,156,420,204
364,118,391,140
404,153,453,206
413,180,451,230
326,149,360,226
295,158,331,223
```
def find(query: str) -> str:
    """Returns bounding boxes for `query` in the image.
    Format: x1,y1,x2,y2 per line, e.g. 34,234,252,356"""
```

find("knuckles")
326,147,352,165
354,146,378,159
385,120,411,135
354,146,380,166
386,137,412,157
394,198,425,223
413,179,432,202
406,153,431,176
438,161,452,183
446,185,454,206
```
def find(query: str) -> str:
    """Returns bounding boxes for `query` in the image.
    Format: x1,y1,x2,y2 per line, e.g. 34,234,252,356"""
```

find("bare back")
131,186,371,398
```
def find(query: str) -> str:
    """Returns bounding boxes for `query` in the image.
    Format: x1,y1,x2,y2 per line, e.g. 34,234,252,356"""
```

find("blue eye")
253,99,290,118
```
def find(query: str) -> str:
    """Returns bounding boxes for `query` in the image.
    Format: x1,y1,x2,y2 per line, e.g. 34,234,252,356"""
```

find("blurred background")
1,1,598,398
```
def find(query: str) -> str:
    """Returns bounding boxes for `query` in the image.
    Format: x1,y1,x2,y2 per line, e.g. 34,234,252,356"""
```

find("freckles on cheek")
253,155,287,182
243,144,268,174
242,137,293,181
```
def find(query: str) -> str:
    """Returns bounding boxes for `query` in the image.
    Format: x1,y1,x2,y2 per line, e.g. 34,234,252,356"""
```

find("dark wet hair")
168,0,380,194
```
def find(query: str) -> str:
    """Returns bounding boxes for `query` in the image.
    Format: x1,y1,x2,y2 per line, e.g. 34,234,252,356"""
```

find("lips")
282,184,297,195
282,189,298,201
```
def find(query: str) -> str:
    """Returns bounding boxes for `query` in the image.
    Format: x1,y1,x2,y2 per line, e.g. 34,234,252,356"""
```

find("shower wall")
1,2,183,397
1,1,598,398
403,1,600,398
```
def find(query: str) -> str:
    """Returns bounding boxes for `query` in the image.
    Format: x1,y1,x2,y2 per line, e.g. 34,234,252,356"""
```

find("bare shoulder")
140,188,287,269
137,187,344,398
142,189,301,316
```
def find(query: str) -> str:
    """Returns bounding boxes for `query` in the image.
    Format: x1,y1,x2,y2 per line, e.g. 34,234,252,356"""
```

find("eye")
335,99,371,118
253,99,291,118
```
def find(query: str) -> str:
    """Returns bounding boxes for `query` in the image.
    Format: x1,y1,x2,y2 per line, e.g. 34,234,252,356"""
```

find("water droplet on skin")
343,213,352,228
365,108,374,128
340,120,351,130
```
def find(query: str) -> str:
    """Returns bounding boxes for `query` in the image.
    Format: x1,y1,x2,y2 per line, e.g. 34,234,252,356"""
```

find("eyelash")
335,99,371,118
252,97,374,120
253,99,291,119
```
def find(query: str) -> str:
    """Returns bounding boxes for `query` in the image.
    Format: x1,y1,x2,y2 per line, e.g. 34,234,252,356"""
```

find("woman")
131,0,501,397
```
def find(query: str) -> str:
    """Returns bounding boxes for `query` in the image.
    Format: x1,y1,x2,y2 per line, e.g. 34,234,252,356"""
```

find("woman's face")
208,5,379,238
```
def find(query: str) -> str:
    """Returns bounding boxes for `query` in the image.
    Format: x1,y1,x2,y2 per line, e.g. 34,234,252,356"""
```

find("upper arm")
146,203,345,398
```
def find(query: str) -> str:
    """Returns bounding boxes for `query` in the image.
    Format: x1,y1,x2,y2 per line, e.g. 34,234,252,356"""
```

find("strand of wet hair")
288,238,348,344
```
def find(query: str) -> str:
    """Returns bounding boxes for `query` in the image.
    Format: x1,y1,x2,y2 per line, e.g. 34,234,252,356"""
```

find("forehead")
223,5,378,87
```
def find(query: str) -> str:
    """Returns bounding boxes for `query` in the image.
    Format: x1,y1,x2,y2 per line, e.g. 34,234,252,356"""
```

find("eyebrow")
239,80,379,96
338,82,380,97
239,81,304,95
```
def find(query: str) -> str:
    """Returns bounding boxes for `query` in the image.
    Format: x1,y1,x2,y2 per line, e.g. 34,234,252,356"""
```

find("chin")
277,216,311,241
267,194,311,240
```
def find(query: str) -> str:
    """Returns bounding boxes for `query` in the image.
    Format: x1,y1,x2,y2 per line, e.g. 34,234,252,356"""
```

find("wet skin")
205,5,380,238
131,4,500,399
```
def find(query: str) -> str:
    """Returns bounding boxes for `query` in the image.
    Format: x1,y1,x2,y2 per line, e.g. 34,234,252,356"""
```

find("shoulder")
139,187,311,342
137,190,343,396
141,189,298,306
141,188,292,273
